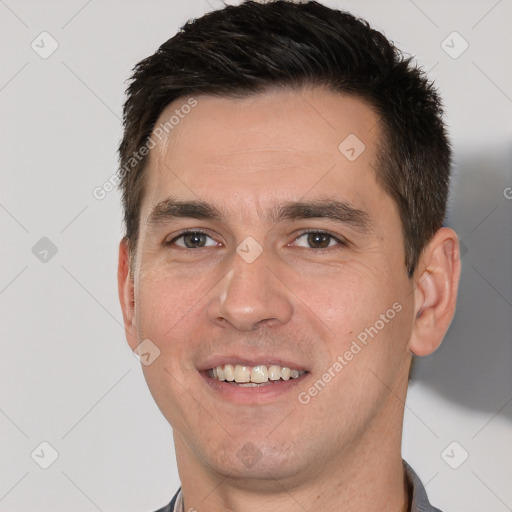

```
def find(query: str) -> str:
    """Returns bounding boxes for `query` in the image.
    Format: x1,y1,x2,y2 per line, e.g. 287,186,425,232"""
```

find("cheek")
135,268,205,352
294,264,394,332
135,269,207,428
297,263,411,370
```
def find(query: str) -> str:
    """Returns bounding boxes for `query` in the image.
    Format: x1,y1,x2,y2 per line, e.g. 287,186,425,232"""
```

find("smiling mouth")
207,364,307,387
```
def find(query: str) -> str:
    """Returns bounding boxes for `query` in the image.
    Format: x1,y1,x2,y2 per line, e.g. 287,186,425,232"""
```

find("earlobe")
409,228,461,357
117,238,138,351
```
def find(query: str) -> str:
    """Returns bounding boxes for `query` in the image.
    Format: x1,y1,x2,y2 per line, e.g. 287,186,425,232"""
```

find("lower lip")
200,371,309,404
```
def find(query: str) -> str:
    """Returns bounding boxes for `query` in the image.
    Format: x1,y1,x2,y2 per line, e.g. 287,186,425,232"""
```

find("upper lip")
198,354,309,372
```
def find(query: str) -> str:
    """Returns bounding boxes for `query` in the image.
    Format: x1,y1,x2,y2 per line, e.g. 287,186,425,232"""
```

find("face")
121,87,417,485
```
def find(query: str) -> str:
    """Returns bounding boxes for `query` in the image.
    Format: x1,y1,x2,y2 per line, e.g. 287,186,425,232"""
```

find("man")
117,1,460,511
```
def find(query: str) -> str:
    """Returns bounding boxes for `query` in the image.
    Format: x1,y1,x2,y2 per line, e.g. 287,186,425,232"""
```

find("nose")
207,247,294,331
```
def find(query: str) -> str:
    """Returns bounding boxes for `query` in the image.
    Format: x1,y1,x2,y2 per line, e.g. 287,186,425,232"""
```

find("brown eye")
293,231,345,249
307,232,332,248
168,231,217,249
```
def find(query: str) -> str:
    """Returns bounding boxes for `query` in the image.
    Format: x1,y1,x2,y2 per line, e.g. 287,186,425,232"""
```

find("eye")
166,231,219,249
292,231,346,249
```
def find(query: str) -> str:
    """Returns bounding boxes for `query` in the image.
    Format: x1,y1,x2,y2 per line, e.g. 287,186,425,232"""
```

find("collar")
403,460,443,512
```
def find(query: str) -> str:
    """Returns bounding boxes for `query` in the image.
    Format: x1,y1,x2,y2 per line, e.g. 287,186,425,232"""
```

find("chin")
202,440,305,483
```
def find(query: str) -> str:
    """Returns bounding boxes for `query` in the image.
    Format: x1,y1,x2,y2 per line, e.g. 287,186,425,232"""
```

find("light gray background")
1,0,511,511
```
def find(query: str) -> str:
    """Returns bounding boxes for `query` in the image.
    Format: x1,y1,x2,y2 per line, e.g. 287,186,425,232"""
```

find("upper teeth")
209,364,306,384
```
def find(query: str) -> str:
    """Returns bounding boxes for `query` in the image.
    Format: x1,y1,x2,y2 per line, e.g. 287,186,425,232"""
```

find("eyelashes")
166,231,218,249
293,230,347,249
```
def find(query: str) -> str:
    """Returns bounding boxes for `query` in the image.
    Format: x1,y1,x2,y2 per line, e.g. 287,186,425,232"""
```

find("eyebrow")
147,196,373,234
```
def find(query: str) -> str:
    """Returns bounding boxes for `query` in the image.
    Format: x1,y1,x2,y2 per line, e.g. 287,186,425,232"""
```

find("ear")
118,238,138,351
409,227,461,356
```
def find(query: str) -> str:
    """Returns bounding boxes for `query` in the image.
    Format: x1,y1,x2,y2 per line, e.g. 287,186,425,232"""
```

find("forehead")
142,87,382,219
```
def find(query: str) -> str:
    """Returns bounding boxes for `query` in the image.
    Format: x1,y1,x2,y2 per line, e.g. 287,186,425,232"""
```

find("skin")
118,87,460,512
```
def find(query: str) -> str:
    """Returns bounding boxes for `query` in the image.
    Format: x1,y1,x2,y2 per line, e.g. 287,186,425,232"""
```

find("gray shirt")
404,460,443,512
156,460,442,512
